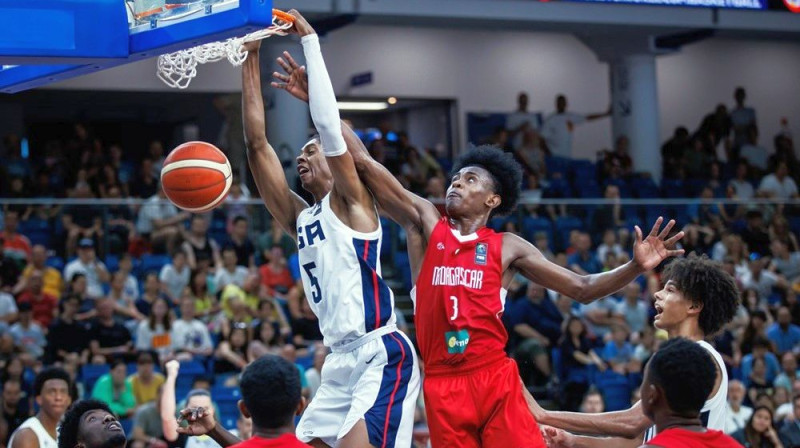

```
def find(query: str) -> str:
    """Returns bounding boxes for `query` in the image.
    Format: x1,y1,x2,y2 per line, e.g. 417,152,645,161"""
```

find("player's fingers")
272,71,290,82
284,51,300,69
648,216,663,238
634,225,643,244
667,249,685,257
276,57,292,74
665,231,685,247
657,219,675,239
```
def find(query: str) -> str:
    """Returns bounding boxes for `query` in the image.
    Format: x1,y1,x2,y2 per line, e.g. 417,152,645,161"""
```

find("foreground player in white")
242,10,419,448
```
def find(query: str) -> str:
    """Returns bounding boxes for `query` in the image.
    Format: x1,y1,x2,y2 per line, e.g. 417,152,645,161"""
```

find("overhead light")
387,96,397,105
337,101,389,111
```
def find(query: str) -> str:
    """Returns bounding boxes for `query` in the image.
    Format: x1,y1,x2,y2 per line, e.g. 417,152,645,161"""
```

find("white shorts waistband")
330,325,398,354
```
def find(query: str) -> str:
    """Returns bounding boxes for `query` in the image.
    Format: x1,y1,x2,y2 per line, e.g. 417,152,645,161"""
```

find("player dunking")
242,11,419,448
272,57,682,447
533,255,740,448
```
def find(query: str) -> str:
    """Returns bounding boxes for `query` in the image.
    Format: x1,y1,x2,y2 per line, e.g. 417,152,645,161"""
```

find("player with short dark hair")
10,368,72,448
57,400,126,448
533,255,740,447
270,49,683,447
636,338,740,447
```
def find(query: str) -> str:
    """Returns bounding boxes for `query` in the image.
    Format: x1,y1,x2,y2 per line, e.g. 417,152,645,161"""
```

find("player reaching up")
272,52,683,447
242,10,419,448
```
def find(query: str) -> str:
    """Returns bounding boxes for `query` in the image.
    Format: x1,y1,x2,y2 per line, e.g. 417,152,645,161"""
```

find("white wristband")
301,34,347,157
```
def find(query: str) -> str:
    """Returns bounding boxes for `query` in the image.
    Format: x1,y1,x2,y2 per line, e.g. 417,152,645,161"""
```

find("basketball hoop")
157,8,294,89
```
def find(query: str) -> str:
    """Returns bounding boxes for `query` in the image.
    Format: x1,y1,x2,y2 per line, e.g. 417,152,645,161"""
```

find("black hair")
232,216,247,225
647,338,716,416
58,399,115,448
661,254,739,336
34,367,71,397
450,145,522,217
110,359,127,370
240,354,301,429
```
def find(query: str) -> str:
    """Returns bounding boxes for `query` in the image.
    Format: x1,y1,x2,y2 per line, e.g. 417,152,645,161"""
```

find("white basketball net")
157,11,293,89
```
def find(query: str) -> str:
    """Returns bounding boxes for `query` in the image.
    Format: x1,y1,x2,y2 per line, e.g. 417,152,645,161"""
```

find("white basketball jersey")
643,339,728,442
296,193,396,347
9,416,58,448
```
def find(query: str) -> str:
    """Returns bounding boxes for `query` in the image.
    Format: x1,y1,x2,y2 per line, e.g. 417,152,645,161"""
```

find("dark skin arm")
541,424,647,448
503,218,683,304
176,407,242,447
10,428,40,448
242,39,308,238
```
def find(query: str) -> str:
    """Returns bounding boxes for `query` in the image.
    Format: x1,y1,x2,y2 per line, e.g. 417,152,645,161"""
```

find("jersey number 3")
450,295,459,321
303,262,322,303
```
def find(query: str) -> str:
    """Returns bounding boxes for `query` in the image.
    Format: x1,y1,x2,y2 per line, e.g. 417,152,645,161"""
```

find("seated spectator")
510,282,563,350
601,324,635,375
725,380,753,435
742,337,781,386
118,253,141,299
12,245,62,299
303,343,328,401
740,125,770,174
731,406,783,448
253,298,291,341
0,289,17,324
131,158,159,199
1,379,30,446
159,249,190,305
224,177,251,229
104,184,136,255
182,215,220,272
591,186,625,239
63,238,110,300
257,218,296,262
214,247,248,292
741,310,771,356
171,297,214,361
684,138,715,179
615,282,648,336
775,352,800,392
568,233,601,275
136,273,167,318
91,359,136,419
214,326,250,374
160,361,221,448
61,188,104,258
15,270,58,328
129,351,165,407
579,388,605,414
742,254,784,305
131,386,168,448
289,290,323,347
226,216,256,269
771,215,799,251
187,269,219,322
88,298,133,363
135,298,174,361
1,210,31,269
779,395,800,447
728,161,756,200
259,246,294,299
559,316,606,412
759,161,798,200
247,320,284,361
767,307,800,355
220,282,258,327
632,327,661,369
9,302,46,361
108,271,143,322
579,294,625,341
595,229,624,267
136,185,189,254
770,239,800,282
45,295,90,365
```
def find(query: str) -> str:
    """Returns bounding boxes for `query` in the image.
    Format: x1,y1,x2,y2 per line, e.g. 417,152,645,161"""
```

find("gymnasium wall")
49,25,800,160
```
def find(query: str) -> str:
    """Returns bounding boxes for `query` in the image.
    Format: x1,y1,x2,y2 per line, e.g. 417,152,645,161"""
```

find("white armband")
301,34,347,157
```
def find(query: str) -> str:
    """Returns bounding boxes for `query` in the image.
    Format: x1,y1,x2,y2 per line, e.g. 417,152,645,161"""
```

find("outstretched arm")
505,217,683,304
287,11,372,213
242,39,308,238
271,50,440,238
541,425,646,448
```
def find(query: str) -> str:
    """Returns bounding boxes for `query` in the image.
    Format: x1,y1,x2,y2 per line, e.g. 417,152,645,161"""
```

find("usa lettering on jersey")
431,266,484,289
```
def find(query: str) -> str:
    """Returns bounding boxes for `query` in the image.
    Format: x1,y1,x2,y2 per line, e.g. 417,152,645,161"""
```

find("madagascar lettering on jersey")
431,266,484,289
298,221,326,249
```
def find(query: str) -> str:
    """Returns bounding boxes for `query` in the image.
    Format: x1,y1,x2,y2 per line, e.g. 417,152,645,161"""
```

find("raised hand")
165,359,180,378
241,39,262,54
176,407,216,437
287,9,315,37
633,217,685,271
271,51,309,103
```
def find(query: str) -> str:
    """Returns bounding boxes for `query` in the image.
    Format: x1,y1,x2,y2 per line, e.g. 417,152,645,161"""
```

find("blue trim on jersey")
364,333,414,448
353,237,393,332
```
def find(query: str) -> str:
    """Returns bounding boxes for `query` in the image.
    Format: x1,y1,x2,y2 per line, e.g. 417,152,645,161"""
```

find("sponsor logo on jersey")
431,266,484,289
475,242,487,265
445,329,470,354
437,242,445,250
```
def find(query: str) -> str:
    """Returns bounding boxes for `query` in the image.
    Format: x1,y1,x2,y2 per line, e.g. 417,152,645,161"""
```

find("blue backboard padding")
0,0,273,93
0,0,129,63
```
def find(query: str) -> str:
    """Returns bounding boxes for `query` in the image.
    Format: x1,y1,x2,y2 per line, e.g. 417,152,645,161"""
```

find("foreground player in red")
271,53,682,448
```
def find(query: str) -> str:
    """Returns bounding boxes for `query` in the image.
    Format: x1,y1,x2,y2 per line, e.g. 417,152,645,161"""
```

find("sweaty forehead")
81,409,112,423
453,165,492,180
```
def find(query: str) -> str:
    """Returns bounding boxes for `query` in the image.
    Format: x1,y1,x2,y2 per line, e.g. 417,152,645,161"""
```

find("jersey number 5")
450,295,458,321
303,262,322,303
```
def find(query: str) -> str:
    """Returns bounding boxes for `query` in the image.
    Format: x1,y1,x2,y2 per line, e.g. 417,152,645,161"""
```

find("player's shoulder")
10,427,38,448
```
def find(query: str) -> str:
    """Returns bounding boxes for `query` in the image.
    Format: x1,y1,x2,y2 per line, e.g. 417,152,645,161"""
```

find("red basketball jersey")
415,217,507,373
647,428,741,448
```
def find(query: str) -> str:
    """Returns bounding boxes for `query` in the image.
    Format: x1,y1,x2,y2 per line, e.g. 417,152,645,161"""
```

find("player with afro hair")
532,253,740,448
58,399,126,448
449,144,523,217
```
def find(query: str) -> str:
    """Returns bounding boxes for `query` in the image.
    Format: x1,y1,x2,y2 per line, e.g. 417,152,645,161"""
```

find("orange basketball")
160,141,232,212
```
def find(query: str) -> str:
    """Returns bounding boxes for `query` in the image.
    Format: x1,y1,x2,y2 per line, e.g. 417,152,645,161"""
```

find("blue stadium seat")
140,254,171,276
120,418,133,437
45,256,65,271
488,217,512,232
81,364,110,393
19,218,52,247
595,371,632,412
546,177,572,197
105,255,120,273
545,156,570,176
789,217,800,238
554,217,584,251
222,416,237,431
570,160,597,183
660,179,688,198
522,217,554,248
